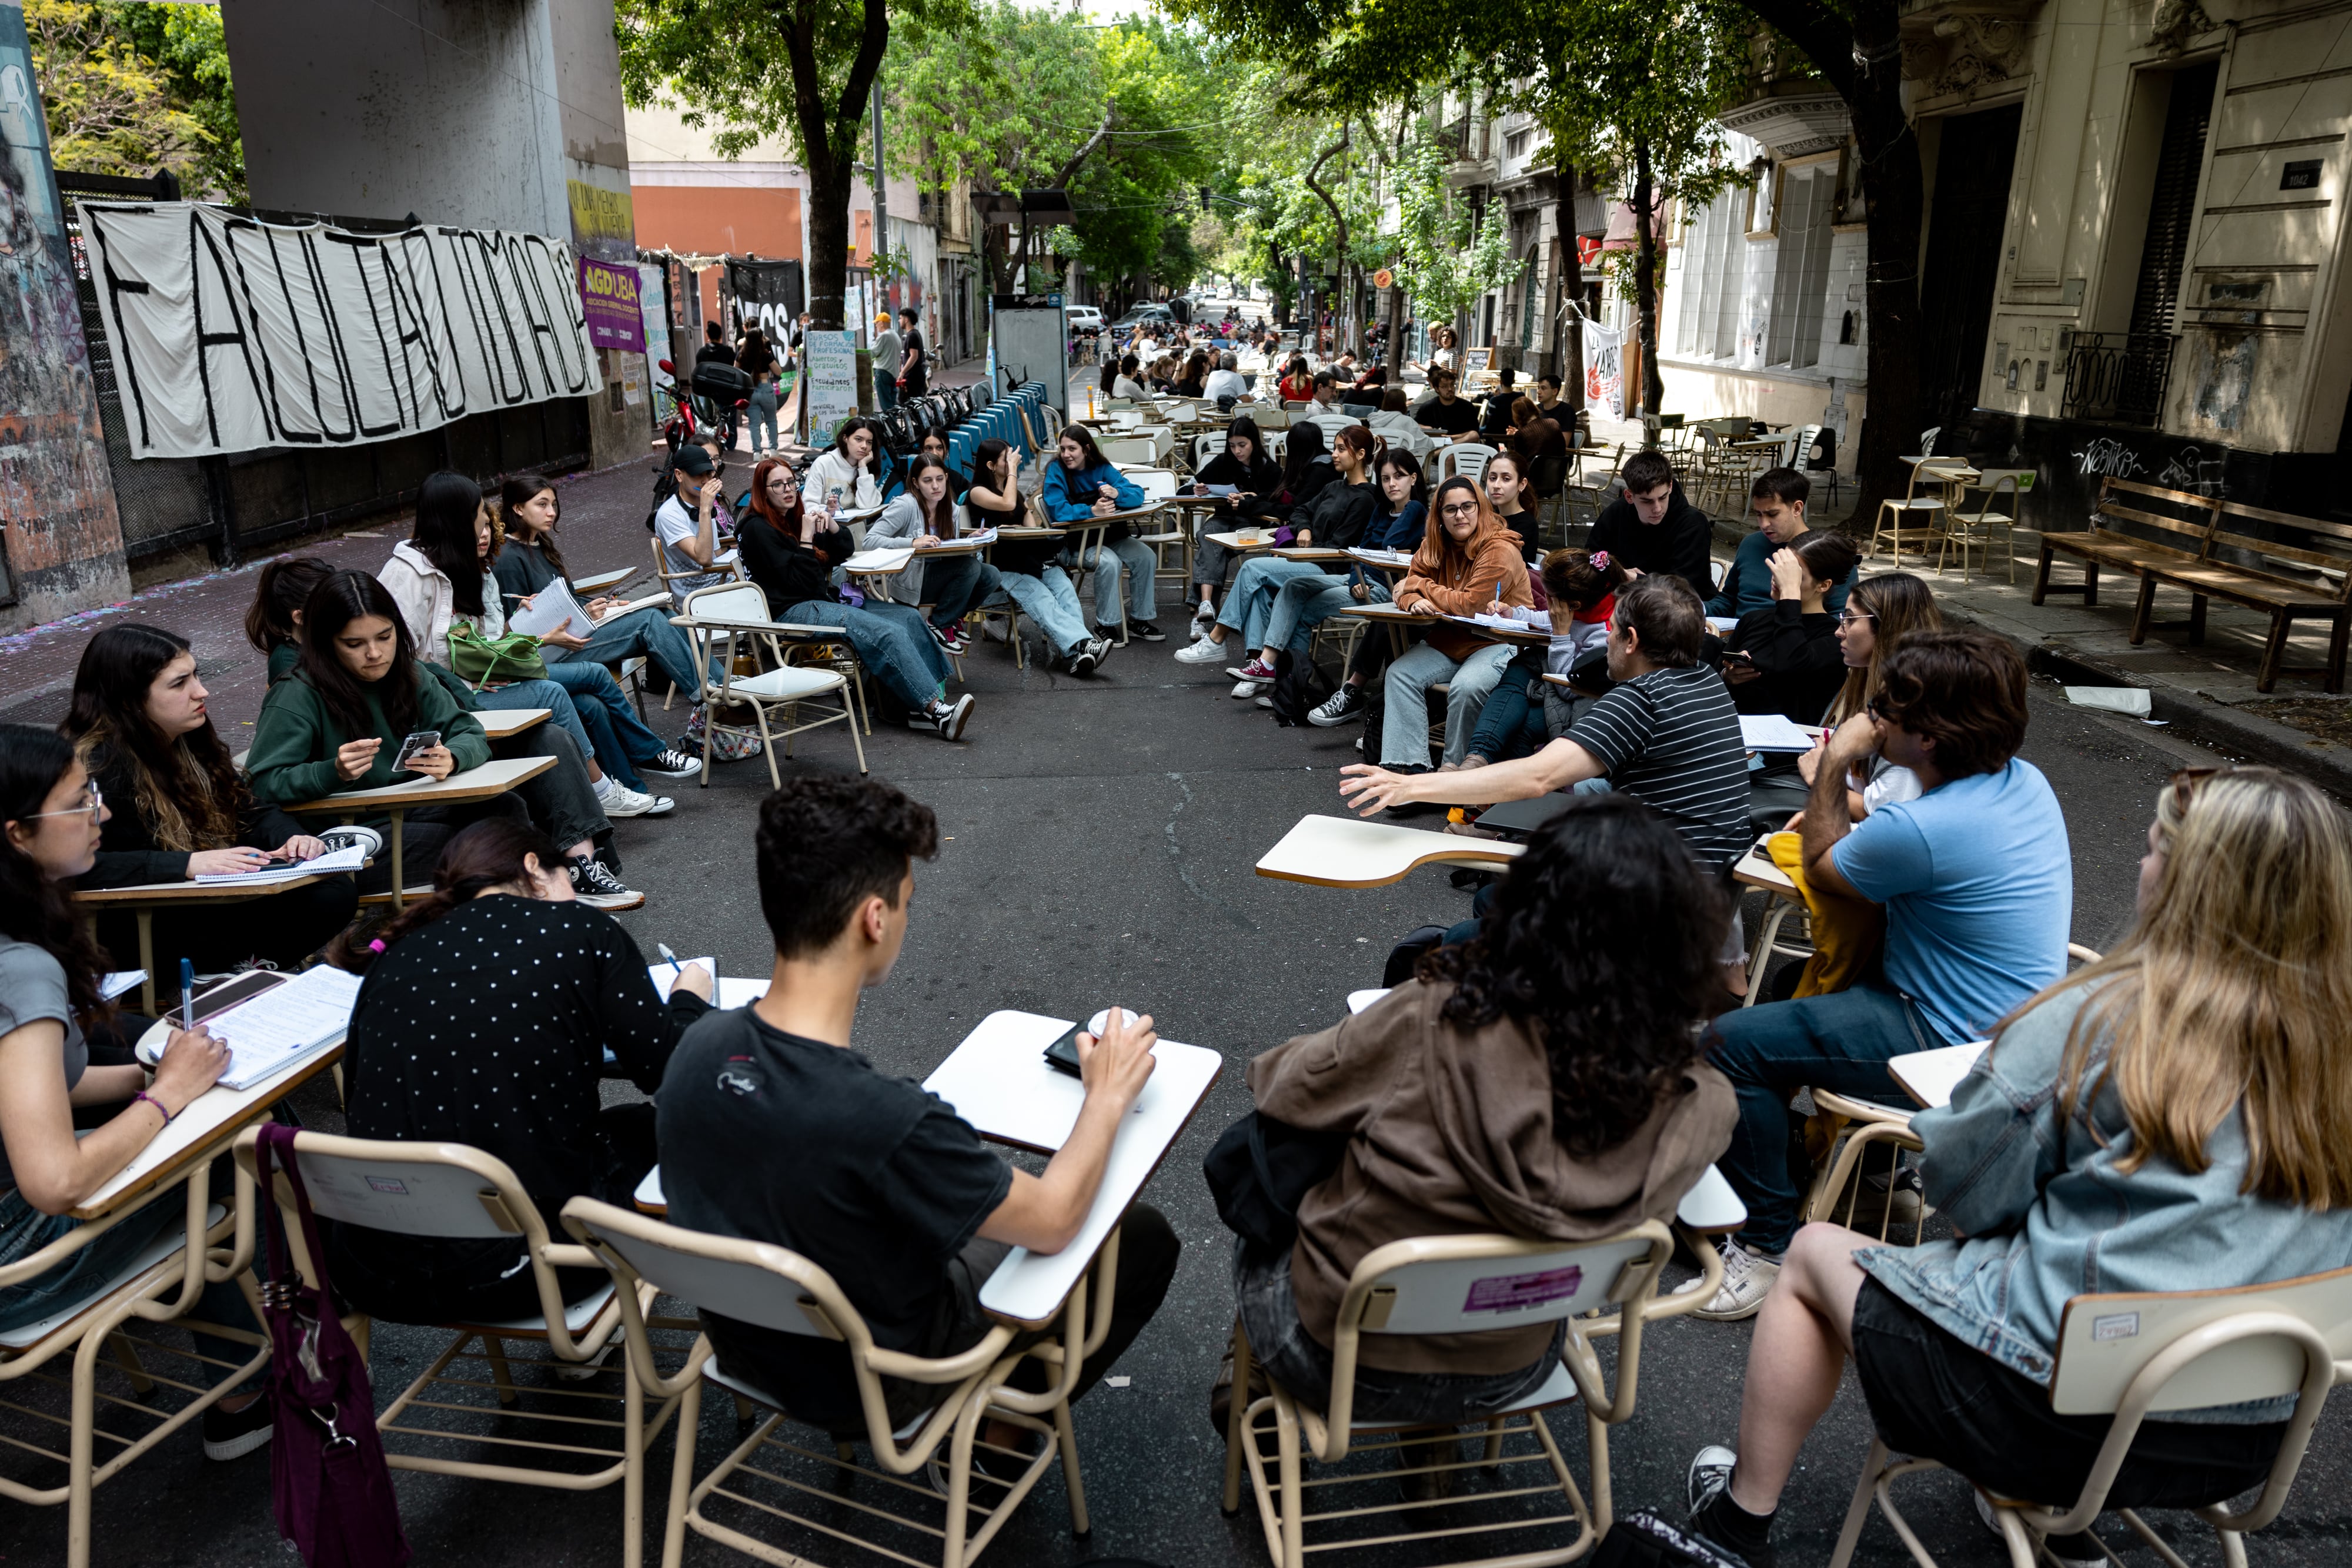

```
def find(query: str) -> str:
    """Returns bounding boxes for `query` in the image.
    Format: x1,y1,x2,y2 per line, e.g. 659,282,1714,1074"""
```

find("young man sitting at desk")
1705,468,1854,620
1411,367,1480,443
657,777,1181,1445
1586,450,1715,601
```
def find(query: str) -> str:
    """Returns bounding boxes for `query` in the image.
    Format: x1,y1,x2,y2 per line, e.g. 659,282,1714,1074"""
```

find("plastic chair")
1224,1221,1725,1568
673,583,868,784
563,1196,1112,1568
1828,1265,2352,1568
1442,443,1498,487
233,1129,689,1568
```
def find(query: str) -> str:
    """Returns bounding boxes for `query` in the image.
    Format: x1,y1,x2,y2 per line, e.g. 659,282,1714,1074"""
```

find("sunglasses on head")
2167,765,2222,813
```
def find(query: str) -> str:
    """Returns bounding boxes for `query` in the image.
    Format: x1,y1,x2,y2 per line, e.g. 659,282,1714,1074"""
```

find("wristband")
133,1089,175,1125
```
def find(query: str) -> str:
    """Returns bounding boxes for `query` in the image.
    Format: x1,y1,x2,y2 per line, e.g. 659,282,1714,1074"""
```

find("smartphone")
391,730,442,771
142,969,289,1064
1042,1008,1120,1078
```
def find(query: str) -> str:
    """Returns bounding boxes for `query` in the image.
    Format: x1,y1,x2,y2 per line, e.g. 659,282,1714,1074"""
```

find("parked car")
1111,303,1175,329
1066,305,1103,332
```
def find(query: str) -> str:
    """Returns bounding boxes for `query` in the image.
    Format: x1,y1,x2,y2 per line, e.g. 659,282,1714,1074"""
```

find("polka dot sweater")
343,896,707,1225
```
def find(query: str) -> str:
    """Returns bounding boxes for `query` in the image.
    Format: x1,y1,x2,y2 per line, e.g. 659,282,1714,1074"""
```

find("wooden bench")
2034,476,2352,692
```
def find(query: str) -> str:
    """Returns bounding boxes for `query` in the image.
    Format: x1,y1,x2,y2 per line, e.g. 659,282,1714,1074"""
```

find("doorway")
1918,102,2023,429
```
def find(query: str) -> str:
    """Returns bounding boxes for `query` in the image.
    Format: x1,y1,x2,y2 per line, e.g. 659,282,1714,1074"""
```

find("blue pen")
179,958,195,1030
657,943,684,977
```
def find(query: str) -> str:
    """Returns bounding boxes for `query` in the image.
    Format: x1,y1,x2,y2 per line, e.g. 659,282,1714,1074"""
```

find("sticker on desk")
2091,1312,2140,1342
1464,1265,1583,1313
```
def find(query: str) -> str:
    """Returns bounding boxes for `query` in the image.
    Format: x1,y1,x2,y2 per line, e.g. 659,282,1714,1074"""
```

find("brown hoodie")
1246,979,1736,1373
1394,500,1534,660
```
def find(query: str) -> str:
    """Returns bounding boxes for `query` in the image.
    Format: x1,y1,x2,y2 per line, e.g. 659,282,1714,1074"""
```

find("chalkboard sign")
2282,160,2323,190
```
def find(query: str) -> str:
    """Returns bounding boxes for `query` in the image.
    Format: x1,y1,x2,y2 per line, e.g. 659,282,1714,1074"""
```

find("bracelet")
133,1090,175,1125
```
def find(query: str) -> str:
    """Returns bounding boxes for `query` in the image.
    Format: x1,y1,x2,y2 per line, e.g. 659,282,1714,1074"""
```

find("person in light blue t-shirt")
1694,630,2072,1320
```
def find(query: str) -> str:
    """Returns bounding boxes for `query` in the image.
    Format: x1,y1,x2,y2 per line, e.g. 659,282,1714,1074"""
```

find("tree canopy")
30,1,243,200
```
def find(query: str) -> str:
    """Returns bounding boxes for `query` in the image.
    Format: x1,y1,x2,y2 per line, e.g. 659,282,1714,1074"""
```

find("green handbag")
447,622,547,688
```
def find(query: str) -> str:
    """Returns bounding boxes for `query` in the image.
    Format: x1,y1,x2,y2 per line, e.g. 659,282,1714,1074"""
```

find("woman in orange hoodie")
1377,476,1534,773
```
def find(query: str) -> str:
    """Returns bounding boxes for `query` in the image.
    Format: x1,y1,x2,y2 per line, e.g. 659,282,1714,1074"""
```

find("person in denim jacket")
1685,765,2352,1566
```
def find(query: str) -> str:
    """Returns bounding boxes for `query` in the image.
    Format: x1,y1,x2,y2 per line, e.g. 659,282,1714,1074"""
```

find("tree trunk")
779,0,888,333
806,162,853,332
1633,138,1663,419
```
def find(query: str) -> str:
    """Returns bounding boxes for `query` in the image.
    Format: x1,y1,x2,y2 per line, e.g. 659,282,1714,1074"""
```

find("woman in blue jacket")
1040,426,1162,641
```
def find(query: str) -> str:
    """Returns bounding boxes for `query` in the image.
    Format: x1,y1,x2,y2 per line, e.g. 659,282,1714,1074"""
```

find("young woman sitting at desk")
1300,446,1434,729
381,471,696,810
1040,424,1161,643
1458,547,1628,769
1482,448,1542,566
1689,765,2352,1566
246,571,640,907
799,416,887,523
962,439,1110,678
0,724,272,1460
1187,414,1287,631
864,453,1005,656
325,817,713,1323
1374,477,1534,773
61,624,357,979
736,456,980,740
1228,797,1732,1455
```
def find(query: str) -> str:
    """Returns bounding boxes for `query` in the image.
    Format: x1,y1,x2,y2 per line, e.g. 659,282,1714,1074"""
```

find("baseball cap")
876,313,891,327
672,444,715,476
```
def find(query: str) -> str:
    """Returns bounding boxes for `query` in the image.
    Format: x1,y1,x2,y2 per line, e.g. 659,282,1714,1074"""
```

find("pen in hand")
179,958,195,1030
657,942,684,977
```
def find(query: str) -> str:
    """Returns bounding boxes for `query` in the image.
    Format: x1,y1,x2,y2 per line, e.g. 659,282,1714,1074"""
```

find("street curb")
1937,607,2352,802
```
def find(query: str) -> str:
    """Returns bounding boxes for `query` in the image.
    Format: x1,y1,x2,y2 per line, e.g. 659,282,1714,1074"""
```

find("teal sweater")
247,664,491,816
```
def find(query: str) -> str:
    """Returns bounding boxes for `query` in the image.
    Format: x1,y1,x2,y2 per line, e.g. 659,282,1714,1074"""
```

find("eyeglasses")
1439,501,1479,517
1834,609,1876,626
22,781,103,821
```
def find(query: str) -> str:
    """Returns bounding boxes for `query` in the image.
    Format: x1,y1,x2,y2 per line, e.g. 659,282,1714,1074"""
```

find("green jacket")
267,641,484,712
247,663,492,813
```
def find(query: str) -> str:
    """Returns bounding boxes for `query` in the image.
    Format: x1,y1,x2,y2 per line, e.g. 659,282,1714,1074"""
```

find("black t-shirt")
1414,394,1479,435
657,1008,1011,1412
901,327,928,380
739,342,778,381
694,342,736,367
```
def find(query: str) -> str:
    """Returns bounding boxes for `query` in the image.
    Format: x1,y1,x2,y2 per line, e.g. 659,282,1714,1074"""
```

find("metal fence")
2060,330,2177,427
58,172,590,568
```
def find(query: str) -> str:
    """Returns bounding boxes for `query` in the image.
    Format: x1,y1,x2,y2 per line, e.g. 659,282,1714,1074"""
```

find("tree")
110,2,243,200
616,0,974,331
27,1,203,184
1388,126,1522,350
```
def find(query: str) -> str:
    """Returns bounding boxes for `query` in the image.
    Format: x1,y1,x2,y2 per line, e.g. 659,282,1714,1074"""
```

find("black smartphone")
391,729,443,770
1043,1022,1084,1078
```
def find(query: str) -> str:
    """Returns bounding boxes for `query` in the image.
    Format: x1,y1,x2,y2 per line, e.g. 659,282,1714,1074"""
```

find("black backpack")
1592,1511,1752,1568
1267,647,1331,727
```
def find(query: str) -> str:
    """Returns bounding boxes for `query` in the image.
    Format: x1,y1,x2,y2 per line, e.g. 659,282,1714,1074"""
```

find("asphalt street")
4,453,2346,1567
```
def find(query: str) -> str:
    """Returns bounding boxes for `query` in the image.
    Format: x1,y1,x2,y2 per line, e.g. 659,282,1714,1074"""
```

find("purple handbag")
255,1123,412,1568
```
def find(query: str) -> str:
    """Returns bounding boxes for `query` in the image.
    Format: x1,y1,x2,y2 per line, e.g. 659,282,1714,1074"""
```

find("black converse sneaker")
568,855,645,911
1307,685,1365,726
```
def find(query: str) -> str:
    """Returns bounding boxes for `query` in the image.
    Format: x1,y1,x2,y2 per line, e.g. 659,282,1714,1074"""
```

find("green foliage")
1389,128,1522,330
29,1,242,199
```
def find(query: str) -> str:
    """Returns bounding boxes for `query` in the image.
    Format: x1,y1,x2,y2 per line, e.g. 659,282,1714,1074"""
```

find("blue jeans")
749,383,779,450
1217,557,1326,650
475,676,601,773
996,568,1091,658
1067,536,1160,624
1708,982,1945,1254
556,604,708,698
1378,641,1516,767
1267,572,1385,654
1466,650,1548,764
778,599,949,713
874,370,898,412
0,1181,261,1393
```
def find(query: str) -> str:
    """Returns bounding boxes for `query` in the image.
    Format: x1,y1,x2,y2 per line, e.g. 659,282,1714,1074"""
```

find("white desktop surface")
1889,1041,1987,1111
923,1009,1222,1326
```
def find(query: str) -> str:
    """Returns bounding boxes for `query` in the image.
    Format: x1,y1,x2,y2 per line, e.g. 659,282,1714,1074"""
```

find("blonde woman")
1798,571,1943,823
1689,765,2352,1566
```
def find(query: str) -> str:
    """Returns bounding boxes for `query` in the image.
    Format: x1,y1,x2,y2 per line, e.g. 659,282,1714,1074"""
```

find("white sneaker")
1230,678,1266,700
1174,636,1230,665
1690,1239,1780,1322
601,783,674,818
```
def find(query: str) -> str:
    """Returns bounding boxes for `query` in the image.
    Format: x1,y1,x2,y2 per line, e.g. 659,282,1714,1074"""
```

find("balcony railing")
2060,331,2176,426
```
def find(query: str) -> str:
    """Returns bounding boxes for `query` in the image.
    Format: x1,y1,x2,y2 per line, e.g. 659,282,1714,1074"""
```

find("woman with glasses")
59,624,358,979
1690,764,2352,1566
0,723,275,1459
1375,477,1533,774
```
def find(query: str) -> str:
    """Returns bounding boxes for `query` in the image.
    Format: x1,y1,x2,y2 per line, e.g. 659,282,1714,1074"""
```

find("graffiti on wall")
0,11,129,616
2070,434,2227,498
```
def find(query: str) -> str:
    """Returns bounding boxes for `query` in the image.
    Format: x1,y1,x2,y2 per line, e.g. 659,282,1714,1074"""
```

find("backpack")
1267,647,1330,727
1591,1511,1753,1568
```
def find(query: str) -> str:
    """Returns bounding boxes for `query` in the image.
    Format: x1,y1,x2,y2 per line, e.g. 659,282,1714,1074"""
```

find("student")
959,440,1110,677
1187,415,1287,631
1586,450,1713,600
913,429,968,504
693,319,735,367
1112,355,1147,401
61,625,357,977
1039,424,1162,642
657,776,1180,1436
1482,448,1542,564
1478,367,1518,440
247,571,643,907
1695,631,2072,1320
1277,355,1315,404
1531,372,1566,420
735,457,980,738
1342,575,1751,881
1204,350,1248,405
799,416,887,523
1411,367,1480,440
1368,477,1533,773
325,818,713,1323
381,471,690,813
895,306,928,397
1706,469,1852,618
1177,426,1381,694
864,454,1005,655
1458,548,1628,768
1174,350,1210,400
1422,324,1461,378
1235,796,1733,1441
740,326,781,456
1805,573,1943,823
1509,400,1569,470
1097,356,1121,400
1367,386,1434,458
1725,529,1863,724
491,472,715,735
1302,449,1434,727
0,724,272,1460
1688,766,2352,1567
655,443,733,594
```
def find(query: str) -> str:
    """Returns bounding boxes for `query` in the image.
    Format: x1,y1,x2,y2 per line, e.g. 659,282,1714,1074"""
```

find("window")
1506,129,1532,160
1767,164,1835,367
1675,188,1745,359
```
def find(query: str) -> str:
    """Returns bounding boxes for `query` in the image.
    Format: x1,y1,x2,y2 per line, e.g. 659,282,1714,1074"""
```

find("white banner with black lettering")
76,201,603,459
